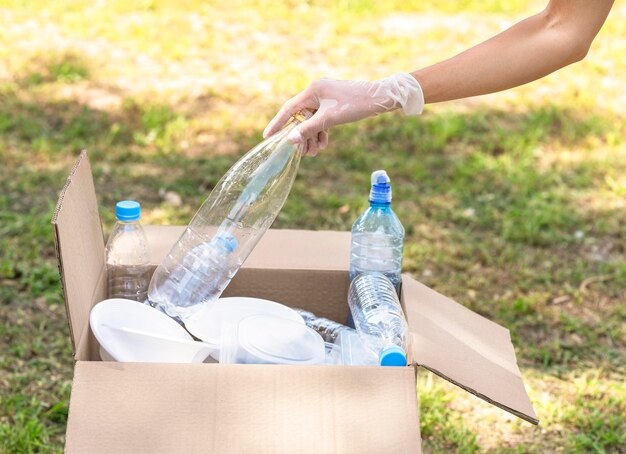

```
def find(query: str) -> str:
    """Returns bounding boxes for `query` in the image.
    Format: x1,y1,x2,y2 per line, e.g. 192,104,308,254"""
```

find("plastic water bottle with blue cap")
147,111,311,322
105,200,150,302
349,170,404,292
348,272,409,367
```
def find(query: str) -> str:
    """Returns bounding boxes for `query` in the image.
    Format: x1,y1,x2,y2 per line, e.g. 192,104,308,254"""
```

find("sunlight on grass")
0,0,624,452
419,370,625,452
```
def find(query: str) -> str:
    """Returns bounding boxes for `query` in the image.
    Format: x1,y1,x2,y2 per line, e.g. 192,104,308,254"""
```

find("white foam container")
90,298,217,363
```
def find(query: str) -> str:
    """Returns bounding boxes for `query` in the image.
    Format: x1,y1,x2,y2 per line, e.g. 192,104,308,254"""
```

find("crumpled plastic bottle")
148,111,311,322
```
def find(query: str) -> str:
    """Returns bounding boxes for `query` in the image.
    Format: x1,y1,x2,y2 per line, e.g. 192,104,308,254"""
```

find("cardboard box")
52,151,538,453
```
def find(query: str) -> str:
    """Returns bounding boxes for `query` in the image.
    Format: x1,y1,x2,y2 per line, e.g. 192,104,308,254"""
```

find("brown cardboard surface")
402,276,538,425
144,225,351,271
225,268,351,323
51,150,106,355
65,361,422,454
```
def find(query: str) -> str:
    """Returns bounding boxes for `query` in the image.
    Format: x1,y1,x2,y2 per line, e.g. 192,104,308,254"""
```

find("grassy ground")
1,0,625,452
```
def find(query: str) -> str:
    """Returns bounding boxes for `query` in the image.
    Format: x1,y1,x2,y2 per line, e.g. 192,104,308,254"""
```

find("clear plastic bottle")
105,201,151,302
294,308,355,343
349,170,404,292
148,111,310,322
347,272,409,367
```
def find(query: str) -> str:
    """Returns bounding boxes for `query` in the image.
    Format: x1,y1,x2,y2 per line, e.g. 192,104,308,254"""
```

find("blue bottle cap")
379,345,407,367
369,170,392,204
115,200,141,221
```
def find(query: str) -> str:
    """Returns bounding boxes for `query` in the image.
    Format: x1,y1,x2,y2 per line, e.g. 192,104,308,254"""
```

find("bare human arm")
264,0,614,155
414,0,614,103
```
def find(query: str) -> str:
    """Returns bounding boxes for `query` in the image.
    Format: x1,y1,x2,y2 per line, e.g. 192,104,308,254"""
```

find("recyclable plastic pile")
94,113,409,367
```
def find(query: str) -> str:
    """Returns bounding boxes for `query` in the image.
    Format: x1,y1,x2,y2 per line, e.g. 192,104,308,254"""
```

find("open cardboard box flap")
53,152,537,452
402,277,538,424
52,151,106,357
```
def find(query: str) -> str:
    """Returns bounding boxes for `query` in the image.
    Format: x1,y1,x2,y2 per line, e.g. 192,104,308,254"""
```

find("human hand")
263,73,424,156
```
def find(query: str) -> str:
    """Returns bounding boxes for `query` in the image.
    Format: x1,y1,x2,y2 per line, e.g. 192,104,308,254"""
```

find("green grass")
1,0,625,452
19,51,90,86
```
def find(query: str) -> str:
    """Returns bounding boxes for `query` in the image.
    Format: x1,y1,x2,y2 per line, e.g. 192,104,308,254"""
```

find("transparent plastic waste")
105,201,150,302
349,170,404,292
295,309,379,365
219,315,325,365
147,112,311,322
348,272,409,367
324,341,342,365
294,308,354,343
334,329,378,366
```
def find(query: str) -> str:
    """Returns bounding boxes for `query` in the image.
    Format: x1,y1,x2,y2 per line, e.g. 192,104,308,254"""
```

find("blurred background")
1,0,624,452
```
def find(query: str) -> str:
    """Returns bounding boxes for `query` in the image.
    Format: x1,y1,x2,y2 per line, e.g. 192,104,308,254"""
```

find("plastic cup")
335,330,379,366
324,342,342,365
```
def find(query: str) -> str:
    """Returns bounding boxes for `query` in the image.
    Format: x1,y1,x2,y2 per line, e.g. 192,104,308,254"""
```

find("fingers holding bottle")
265,73,424,155
302,129,329,157
263,81,323,139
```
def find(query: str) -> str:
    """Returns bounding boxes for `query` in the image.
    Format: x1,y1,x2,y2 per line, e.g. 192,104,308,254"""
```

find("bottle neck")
110,219,143,240
292,110,313,124
369,200,391,208
281,110,313,132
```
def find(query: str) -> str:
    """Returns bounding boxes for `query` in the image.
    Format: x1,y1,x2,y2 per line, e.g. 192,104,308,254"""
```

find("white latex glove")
263,73,424,156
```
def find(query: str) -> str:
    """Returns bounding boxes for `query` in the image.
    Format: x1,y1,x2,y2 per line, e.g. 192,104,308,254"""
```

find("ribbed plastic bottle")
294,308,355,343
347,272,409,366
105,201,151,302
349,170,404,292
147,111,310,322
